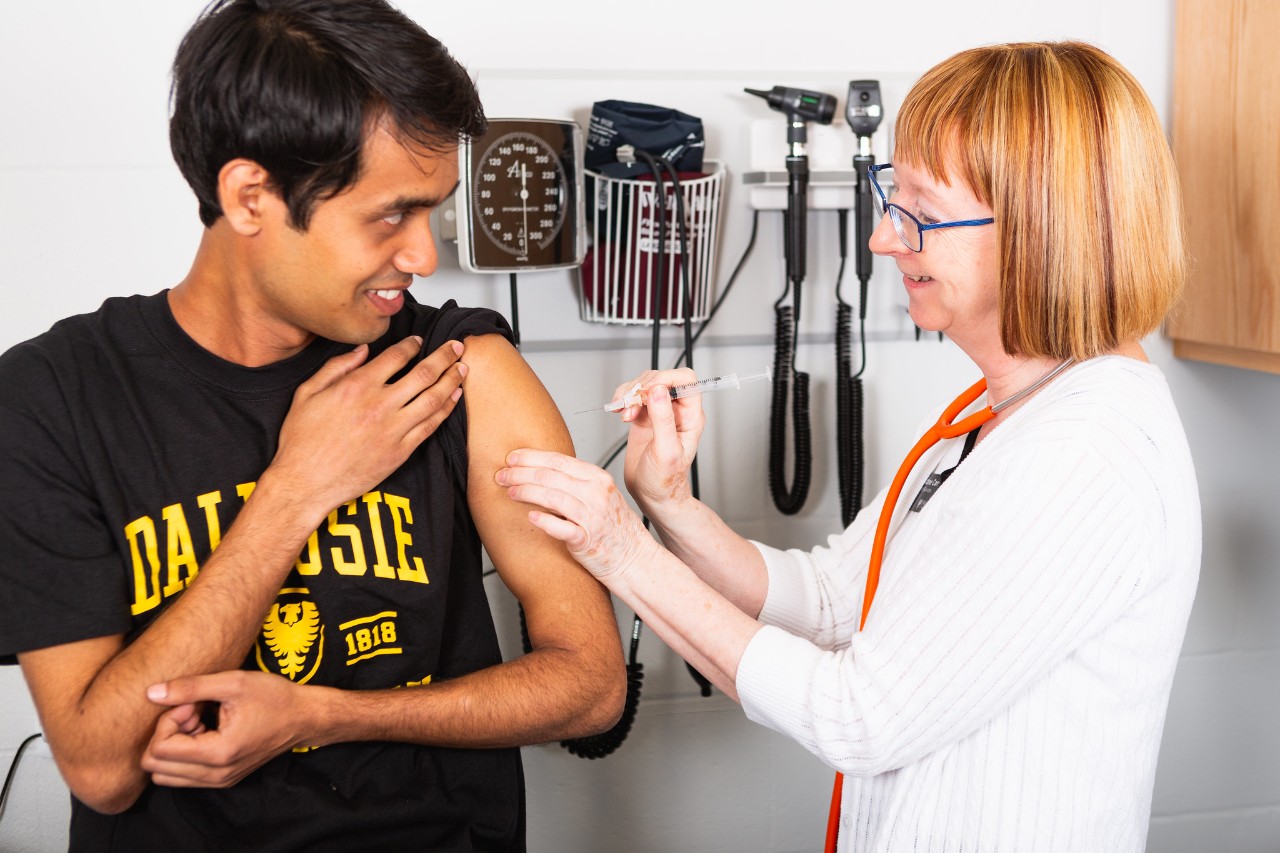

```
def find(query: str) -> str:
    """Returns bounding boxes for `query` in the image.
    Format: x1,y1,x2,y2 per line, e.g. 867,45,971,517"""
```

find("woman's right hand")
613,368,706,517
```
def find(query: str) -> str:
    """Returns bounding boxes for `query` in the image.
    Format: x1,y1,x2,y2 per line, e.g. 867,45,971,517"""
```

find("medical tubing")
637,151,712,695
769,140,814,515
573,148,671,754
508,273,520,349
0,733,42,822
657,154,712,696
836,303,863,527
629,150,669,370
657,156,702,506
677,210,759,367
626,150,713,699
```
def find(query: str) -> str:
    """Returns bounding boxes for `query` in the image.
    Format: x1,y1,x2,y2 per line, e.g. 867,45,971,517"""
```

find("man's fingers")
395,361,466,436
298,343,371,394
147,726,221,765
147,671,239,708
382,339,465,408
370,334,427,375
416,339,466,382
159,703,207,736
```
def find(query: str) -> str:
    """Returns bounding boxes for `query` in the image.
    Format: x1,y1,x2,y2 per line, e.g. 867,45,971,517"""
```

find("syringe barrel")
670,373,740,398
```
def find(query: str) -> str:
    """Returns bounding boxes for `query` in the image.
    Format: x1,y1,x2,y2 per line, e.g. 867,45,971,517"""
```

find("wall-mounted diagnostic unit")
454,118,585,272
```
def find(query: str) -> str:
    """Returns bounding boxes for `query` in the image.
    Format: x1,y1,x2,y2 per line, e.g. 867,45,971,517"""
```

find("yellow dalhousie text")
124,483,430,616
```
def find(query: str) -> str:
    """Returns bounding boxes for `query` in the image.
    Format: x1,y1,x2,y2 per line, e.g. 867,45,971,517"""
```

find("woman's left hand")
496,449,657,587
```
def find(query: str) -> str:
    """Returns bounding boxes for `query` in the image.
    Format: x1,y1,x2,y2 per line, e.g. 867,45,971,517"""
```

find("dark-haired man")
0,1,624,849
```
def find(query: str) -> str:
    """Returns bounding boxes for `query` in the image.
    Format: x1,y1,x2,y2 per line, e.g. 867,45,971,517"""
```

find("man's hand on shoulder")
263,337,466,526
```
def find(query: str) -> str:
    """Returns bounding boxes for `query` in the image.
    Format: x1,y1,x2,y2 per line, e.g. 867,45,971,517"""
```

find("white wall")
2,2,1278,851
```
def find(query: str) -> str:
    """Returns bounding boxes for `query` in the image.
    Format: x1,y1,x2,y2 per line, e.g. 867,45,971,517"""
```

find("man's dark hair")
170,0,487,229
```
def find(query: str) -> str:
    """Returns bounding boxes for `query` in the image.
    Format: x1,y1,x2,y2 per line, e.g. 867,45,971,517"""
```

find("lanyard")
823,358,1074,853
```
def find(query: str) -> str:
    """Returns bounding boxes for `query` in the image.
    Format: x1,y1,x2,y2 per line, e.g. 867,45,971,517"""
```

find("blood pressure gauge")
455,118,585,272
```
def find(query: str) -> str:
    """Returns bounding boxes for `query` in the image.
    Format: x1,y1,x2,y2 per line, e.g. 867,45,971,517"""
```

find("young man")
0,1,625,849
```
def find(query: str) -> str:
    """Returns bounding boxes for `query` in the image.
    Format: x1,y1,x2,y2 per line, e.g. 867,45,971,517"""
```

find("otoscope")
744,86,837,288
847,81,882,298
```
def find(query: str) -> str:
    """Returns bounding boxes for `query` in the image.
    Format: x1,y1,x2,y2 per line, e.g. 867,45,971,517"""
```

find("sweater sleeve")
736,422,1160,776
747,484,888,648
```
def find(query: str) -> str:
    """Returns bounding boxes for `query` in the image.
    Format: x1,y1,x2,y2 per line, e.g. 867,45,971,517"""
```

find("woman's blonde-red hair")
895,41,1186,358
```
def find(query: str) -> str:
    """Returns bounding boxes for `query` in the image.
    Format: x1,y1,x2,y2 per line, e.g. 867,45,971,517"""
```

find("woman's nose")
868,210,908,257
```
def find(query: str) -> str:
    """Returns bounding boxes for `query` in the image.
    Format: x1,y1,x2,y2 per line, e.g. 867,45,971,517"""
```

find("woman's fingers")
501,448,596,483
497,449,652,582
608,368,699,423
525,509,588,550
497,450,608,523
642,386,685,469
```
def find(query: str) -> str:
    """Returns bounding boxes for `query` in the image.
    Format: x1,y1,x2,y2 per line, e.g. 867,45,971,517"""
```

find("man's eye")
382,212,406,226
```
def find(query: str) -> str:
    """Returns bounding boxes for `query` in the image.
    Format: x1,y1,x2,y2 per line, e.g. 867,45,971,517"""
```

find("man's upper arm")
458,334,620,654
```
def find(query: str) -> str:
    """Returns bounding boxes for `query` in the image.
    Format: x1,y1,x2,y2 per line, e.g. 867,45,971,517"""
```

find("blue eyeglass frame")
868,163,994,252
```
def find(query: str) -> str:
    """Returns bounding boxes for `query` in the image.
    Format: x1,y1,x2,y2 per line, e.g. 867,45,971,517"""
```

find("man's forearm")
301,645,624,751
23,472,327,812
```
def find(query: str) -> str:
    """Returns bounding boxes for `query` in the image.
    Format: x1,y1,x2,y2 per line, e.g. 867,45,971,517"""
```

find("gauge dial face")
471,131,569,262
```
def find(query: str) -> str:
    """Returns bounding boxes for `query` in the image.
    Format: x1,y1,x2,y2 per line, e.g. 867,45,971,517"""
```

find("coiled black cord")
768,243,812,515
834,210,865,526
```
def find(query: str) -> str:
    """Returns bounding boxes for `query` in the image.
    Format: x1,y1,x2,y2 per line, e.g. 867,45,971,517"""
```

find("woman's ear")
217,159,272,236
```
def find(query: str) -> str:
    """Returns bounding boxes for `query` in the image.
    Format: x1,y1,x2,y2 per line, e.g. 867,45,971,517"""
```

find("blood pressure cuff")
585,100,705,178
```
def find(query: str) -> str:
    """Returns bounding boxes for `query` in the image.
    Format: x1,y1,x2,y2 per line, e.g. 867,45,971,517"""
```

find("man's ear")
217,159,276,236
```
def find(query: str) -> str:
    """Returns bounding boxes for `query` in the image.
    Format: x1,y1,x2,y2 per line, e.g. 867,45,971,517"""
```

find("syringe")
576,367,773,414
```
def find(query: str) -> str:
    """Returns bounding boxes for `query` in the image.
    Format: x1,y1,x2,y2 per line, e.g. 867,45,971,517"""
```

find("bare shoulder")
458,334,573,460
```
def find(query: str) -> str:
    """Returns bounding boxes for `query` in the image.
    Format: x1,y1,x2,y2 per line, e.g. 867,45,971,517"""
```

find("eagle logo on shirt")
255,589,324,684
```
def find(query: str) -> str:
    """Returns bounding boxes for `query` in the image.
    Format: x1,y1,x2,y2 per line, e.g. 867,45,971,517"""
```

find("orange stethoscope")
822,358,1074,853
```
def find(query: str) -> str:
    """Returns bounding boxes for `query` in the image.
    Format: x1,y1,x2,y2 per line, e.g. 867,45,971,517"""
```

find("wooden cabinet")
1168,0,1280,374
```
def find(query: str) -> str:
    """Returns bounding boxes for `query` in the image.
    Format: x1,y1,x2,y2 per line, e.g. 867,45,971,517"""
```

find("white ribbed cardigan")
736,357,1200,853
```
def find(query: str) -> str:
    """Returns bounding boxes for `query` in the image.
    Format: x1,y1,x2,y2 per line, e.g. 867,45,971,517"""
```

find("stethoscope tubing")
861,376,992,629
824,357,1074,853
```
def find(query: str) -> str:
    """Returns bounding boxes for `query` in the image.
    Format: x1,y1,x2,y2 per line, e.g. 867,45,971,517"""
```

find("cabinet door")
1169,0,1280,374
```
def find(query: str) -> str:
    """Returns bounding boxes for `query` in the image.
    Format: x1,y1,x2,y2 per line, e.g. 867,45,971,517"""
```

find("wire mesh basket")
578,161,726,325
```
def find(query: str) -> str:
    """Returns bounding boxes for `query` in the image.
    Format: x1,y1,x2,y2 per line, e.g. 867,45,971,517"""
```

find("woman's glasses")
868,164,994,252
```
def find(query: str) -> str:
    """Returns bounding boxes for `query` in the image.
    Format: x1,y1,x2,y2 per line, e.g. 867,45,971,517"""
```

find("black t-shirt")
0,291,525,851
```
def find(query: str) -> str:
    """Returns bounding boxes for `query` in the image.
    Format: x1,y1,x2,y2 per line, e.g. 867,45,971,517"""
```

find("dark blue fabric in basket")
585,100,705,179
